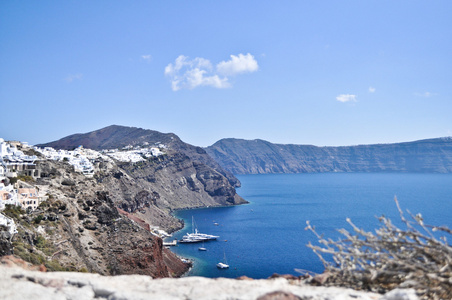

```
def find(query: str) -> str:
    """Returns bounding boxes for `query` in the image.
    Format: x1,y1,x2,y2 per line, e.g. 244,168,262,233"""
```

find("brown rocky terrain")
2,159,190,277
1,125,248,277
99,151,246,233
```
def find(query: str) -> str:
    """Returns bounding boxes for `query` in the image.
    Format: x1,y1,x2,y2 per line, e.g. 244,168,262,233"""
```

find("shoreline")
167,200,250,232
166,204,244,278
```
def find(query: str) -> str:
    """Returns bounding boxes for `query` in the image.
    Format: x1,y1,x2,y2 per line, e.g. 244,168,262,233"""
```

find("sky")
1,1,451,147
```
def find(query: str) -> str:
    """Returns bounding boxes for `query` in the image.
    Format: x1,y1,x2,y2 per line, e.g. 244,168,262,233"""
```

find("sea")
168,173,452,279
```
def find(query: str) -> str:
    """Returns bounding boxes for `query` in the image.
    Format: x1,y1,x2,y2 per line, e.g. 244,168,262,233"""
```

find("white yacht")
180,217,219,243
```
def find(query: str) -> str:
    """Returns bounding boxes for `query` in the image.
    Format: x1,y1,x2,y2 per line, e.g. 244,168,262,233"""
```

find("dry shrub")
306,197,451,300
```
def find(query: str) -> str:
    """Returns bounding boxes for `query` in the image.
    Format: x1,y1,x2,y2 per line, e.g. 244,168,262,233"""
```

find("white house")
34,146,97,177
0,213,18,236
18,188,39,211
0,184,20,209
0,163,6,184
0,138,39,178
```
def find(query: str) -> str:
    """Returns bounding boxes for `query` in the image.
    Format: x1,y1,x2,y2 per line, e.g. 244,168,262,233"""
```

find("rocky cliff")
36,125,246,230
96,151,246,232
1,159,189,278
1,126,248,278
205,137,452,174
37,125,240,188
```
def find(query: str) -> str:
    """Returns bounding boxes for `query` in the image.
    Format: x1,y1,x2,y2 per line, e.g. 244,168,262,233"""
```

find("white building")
34,145,99,177
0,183,20,209
0,163,6,184
0,213,18,236
102,146,165,163
18,188,39,211
0,138,39,178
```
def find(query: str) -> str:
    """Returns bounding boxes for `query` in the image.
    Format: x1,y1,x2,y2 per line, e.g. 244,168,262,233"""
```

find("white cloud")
164,55,230,91
185,68,230,90
141,54,152,63
216,53,259,76
64,73,83,83
336,94,357,103
369,86,376,93
414,91,436,98
164,53,258,91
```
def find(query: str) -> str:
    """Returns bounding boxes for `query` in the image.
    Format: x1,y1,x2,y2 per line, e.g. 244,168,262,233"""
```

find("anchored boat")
217,252,229,269
180,216,219,243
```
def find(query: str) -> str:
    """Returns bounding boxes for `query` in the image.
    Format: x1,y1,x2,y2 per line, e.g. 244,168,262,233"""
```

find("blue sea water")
168,173,452,279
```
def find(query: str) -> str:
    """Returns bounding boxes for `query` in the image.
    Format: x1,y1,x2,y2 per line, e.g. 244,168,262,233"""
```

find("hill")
205,137,452,174
0,126,247,276
38,125,240,188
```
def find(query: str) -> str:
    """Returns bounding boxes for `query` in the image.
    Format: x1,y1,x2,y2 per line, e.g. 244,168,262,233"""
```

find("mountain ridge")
205,137,452,174
37,125,241,188
37,125,181,151
36,124,247,230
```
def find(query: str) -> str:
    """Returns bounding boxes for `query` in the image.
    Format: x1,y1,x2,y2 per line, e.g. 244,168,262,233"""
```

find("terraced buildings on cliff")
0,139,47,213
0,138,39,180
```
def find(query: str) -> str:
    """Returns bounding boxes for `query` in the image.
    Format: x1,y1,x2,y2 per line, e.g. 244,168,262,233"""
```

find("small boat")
216,252,229,269
198,242,207,251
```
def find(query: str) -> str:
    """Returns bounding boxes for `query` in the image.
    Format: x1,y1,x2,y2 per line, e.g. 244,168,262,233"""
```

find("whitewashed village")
0,138,166,241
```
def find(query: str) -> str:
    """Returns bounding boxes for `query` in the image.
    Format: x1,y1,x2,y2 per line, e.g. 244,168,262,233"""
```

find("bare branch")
306,198,452,299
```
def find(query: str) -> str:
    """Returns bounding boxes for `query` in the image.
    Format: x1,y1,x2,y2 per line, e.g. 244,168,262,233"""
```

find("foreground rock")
0,264,418,300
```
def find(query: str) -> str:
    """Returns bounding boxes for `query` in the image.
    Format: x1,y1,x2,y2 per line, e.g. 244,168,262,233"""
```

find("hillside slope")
205,137,452,174
1,159,189,277
37,125,240,188
1,126,248,277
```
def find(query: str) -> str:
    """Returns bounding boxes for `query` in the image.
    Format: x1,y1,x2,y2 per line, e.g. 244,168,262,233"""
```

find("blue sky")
1,1,451,147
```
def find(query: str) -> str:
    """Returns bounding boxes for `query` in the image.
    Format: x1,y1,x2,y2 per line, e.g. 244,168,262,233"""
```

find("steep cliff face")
3,159,190,278
96,152,246,233
205,137,452,174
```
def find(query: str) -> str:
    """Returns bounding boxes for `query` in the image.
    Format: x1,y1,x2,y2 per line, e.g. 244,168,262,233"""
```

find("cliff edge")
205,137,452,174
